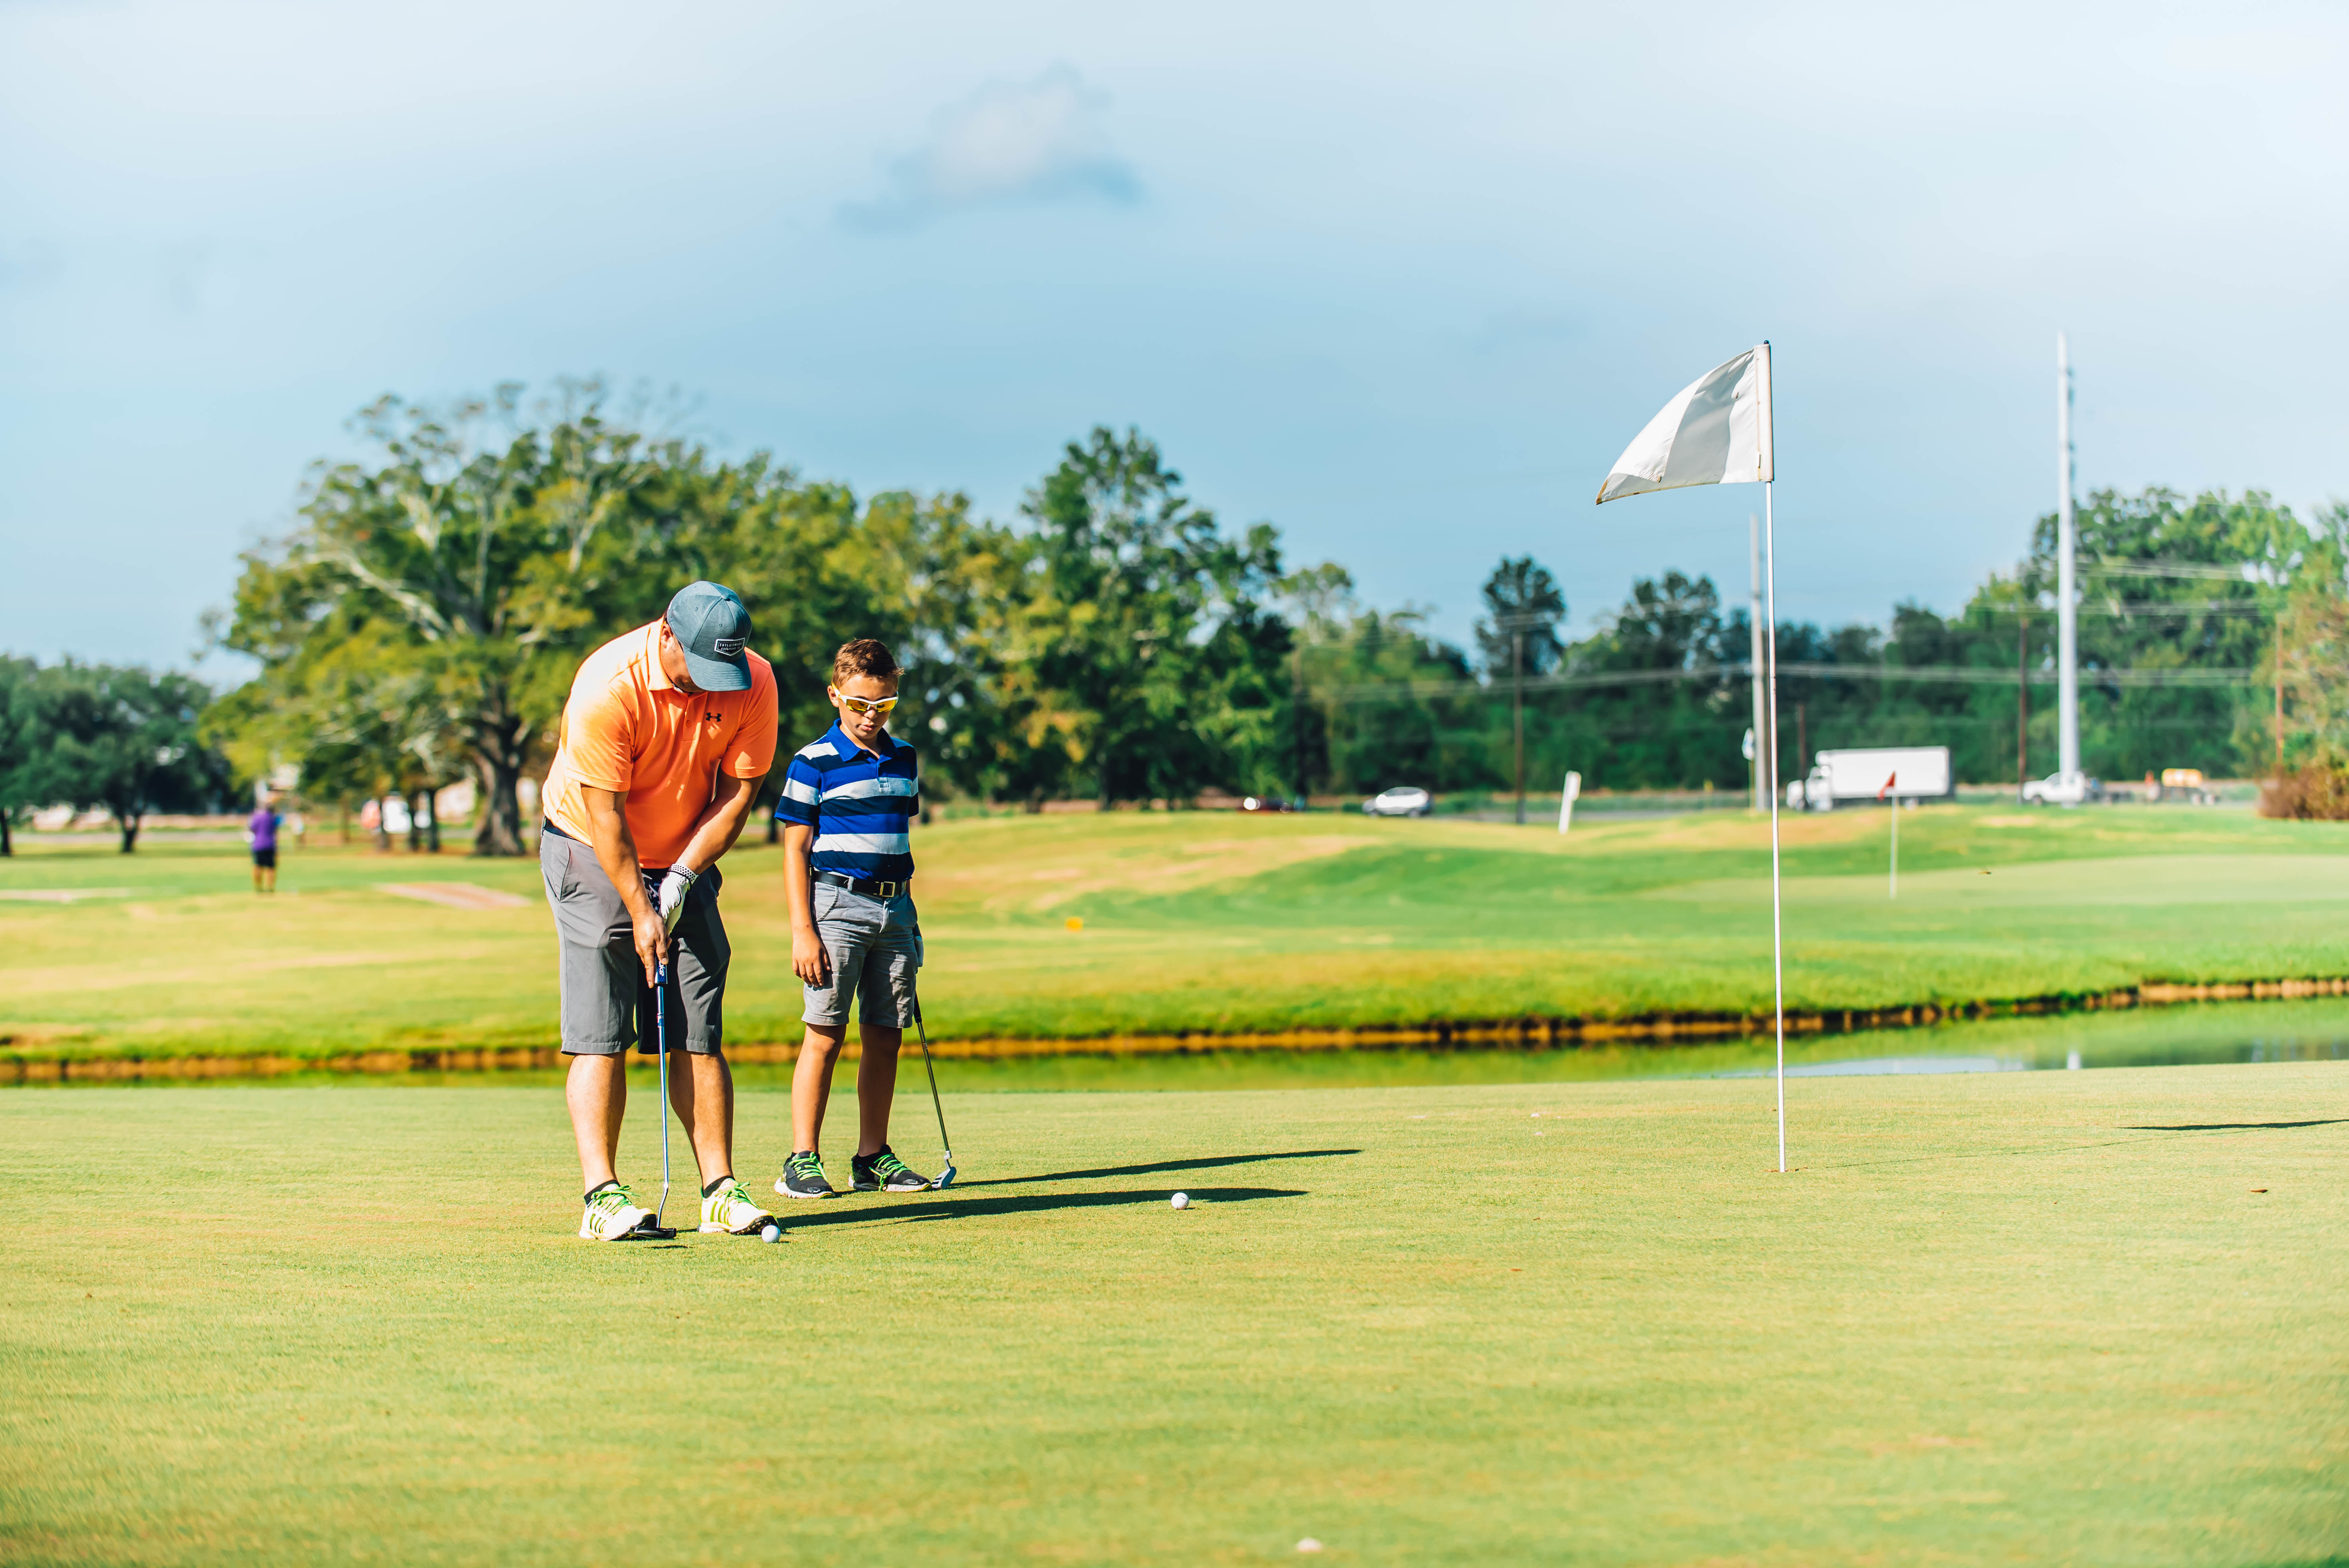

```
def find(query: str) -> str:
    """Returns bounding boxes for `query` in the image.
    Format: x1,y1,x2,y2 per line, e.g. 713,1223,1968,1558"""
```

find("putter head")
932,1163,956,1190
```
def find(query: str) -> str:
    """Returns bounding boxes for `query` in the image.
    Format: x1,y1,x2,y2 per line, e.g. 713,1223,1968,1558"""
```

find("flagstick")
1764,478,1786,1175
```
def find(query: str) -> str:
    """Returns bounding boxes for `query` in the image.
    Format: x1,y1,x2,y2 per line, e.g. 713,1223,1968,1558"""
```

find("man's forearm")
583,803,654,920
675,793,758,877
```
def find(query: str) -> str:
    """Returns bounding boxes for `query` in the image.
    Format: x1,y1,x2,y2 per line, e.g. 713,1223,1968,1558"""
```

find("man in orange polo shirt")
539,581,780,1241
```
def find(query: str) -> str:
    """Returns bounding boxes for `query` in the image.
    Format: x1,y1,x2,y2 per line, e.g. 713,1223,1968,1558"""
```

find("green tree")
1477,556,1567,817
1474,556,1565,677
2006,486,2307,779
1562,570,1743,790
27,663,231,851
222,384,690,855
0,654,42,855
1017,427,1288,805
1303,606,1483,796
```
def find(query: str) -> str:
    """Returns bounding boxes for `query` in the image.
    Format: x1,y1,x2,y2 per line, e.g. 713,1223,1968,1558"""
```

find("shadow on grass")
2127,1120,2347,1131
782,1185,1307,1229
950,1149,1359,1189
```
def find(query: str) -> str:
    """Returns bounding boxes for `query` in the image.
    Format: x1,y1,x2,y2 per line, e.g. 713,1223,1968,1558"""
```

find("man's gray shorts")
804,880,921,1028
539,829,728,1056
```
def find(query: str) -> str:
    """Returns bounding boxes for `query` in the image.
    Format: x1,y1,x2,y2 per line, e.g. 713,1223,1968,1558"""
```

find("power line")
1312,660,2268,705
2083,560,2281,583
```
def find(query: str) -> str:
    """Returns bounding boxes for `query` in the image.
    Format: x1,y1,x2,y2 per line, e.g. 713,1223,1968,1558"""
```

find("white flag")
1595,344,1773,504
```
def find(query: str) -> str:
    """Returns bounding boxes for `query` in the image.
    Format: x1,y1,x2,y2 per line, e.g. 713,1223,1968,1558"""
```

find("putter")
910,994,956,1188
652,958,675,1233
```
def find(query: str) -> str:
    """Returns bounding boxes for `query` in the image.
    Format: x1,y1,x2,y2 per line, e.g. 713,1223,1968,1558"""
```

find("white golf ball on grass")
760,1224,780,1243
1170,1192,1189,1210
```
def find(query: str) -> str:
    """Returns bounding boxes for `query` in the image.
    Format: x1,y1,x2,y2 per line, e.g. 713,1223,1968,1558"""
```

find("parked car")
2147,768,2220,805
1239,796,1296,813
1363,786,1432,818
2021,771,2104,806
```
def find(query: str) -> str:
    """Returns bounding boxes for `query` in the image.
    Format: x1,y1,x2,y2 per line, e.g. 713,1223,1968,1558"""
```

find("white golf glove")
655,862,698,933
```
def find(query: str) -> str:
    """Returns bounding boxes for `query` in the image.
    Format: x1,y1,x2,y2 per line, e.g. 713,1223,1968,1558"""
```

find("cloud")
844,65,1140,229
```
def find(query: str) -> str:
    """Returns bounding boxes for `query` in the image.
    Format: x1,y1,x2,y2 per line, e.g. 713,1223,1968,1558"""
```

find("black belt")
816,870,910,900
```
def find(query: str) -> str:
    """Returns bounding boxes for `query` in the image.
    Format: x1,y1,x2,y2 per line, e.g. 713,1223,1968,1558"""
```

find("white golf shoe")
699,1176,776,1236
578,1182,662,1241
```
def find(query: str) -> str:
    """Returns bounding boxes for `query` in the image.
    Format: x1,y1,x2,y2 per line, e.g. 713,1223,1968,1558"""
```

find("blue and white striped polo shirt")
774,722,919,882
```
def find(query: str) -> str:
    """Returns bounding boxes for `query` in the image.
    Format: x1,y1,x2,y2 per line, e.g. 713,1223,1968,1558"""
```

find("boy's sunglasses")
838,694,899,716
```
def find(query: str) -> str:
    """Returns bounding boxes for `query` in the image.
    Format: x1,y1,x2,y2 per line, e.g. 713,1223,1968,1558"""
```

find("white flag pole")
1764,475,1785,1175
1593,337,1783,1169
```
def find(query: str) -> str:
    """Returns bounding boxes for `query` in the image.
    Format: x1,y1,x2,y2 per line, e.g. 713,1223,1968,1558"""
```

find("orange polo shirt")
541,622,779,869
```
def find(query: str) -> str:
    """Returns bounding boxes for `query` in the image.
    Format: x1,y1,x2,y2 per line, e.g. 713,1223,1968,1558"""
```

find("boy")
772,638,930,1198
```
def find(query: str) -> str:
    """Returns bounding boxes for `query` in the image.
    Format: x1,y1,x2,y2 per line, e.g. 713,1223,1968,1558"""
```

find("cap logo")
713,637,744,657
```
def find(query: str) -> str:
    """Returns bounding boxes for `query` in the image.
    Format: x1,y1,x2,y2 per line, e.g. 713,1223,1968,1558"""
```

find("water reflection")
1699,1003,2349,1079
893,997,2349,1093
78,997,2349,1095
1716,1055,2026,1078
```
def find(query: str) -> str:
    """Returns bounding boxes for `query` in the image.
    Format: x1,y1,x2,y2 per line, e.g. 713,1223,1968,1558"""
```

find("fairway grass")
7,805,2349,1061
3,1065,2345,1564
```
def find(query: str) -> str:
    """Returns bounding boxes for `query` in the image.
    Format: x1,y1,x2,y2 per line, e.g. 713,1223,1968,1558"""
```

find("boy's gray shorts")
804,880,922,1028
539,829,728,1056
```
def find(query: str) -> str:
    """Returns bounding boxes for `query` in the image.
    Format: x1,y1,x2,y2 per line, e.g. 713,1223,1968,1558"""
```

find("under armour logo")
714,637,744,656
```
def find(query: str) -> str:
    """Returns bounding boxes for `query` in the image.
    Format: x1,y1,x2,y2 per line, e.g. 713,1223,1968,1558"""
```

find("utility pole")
1749,515,1766,811
2057,332,2080,792
2275,616,2286,777
1492,605,1553,826
2017,611,2029,795
2017,612,2032,791
1292,641,1308,807
1512,627,1526,825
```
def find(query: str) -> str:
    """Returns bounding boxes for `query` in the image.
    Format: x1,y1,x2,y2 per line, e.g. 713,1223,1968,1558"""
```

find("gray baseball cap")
664,581,754,692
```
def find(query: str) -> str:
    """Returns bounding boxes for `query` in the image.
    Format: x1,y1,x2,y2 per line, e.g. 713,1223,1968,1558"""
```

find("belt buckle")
876,880,899,898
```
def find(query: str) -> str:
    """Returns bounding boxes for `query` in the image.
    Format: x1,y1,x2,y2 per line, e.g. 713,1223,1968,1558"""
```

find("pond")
902,997,2349,1093
23,996,2348,1093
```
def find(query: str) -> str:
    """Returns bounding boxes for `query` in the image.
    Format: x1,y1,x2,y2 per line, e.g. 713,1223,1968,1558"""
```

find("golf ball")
1170,1192,1189,1210
760,1224,781,1243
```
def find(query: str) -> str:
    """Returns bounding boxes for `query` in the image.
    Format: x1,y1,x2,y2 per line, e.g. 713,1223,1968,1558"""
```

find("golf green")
3,1064,2343,1564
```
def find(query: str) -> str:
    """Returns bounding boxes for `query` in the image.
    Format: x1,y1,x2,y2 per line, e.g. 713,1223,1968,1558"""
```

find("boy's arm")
782,823,829,985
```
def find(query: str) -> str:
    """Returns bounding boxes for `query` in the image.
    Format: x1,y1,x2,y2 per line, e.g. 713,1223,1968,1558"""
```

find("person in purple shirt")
249,796,282,894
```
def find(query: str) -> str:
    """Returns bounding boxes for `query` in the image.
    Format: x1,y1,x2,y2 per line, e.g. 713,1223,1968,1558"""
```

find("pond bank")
9,973,2349,1083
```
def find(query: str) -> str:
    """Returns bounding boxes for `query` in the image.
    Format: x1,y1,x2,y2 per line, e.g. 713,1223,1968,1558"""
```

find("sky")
4,0,2345,677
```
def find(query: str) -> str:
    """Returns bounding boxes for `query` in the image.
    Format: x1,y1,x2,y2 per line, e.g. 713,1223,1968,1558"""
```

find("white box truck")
1789,746,1951,812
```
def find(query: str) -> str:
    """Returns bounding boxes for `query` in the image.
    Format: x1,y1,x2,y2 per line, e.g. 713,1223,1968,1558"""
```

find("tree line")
1322,486,2347,803
0,660,231,853
5,382,2345,854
